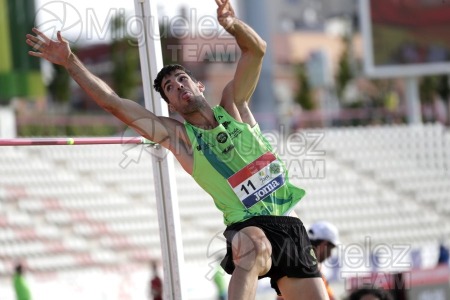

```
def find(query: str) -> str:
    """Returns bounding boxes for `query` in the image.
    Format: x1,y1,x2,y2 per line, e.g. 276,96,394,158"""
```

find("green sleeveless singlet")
184,106,305,225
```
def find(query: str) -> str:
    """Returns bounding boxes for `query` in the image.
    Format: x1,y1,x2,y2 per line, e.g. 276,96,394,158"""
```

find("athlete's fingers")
25,34,41,44
57,31,65,43
32,27,51,43
26,38,40,51
28,51,44,58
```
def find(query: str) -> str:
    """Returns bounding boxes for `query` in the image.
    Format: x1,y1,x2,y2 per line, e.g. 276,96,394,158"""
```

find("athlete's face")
161,71,205,114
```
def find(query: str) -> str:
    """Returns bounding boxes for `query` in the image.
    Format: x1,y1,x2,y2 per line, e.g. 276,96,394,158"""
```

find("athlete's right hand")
26,28,72,67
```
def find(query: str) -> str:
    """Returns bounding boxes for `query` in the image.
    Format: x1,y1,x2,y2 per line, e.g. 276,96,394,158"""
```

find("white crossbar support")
133,1,187,299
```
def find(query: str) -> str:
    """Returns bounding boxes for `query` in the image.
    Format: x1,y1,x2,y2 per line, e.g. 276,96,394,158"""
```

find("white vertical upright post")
133,1,187,299
405,77,422,124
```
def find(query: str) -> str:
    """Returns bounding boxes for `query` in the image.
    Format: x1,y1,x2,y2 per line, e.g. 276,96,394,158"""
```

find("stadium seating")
0,123,449,288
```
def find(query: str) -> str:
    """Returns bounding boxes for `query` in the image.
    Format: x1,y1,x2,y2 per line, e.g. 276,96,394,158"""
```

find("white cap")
308,221,340,246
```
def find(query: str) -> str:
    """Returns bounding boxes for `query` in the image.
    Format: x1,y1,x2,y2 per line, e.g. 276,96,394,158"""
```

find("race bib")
227,152,285,208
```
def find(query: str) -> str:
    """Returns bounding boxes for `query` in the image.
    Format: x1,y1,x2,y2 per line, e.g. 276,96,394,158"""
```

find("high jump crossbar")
0,137,158,147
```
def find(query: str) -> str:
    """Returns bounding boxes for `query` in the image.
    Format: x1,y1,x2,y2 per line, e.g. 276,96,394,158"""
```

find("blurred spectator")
149,261,162,300
13,263,32,300
410,248,422,269
437,242,449,266
347,286,394,300
328,255,341,282
276,221,340,300
213,261,227,300
370,251,380,273
308,221,340,300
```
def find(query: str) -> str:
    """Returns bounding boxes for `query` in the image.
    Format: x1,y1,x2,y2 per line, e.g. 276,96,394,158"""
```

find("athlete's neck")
184,104,219,129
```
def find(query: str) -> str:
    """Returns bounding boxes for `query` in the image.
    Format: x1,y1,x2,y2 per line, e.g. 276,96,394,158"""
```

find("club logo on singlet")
216,132,228,143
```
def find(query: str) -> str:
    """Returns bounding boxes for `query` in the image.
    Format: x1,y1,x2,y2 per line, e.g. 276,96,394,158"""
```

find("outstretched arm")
216,0,266,125
26,28,193,171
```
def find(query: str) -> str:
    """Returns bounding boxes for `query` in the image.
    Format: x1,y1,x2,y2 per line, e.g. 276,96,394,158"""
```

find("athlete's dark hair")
153,64,197,103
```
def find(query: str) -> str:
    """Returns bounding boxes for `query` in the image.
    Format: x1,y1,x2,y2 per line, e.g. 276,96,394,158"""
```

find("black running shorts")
220,215,321,295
